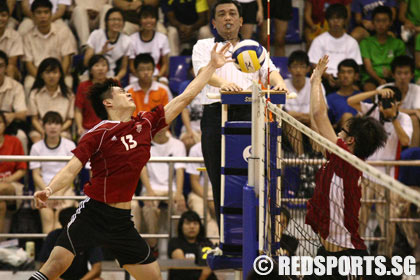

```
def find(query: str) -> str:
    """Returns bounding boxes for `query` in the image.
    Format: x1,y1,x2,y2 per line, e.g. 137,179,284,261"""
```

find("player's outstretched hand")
311,55,329,83
34,188,52,209
210,43,234,69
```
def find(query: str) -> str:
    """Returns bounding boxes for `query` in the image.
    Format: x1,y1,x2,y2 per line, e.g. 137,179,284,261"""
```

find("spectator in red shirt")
0,111,27,233
75,55,108,138
304,0,351,48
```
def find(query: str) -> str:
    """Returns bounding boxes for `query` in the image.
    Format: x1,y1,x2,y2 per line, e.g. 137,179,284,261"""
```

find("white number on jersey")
120,134,138,151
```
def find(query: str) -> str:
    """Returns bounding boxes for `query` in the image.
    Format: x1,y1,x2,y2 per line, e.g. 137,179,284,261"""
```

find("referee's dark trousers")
201,103,251,228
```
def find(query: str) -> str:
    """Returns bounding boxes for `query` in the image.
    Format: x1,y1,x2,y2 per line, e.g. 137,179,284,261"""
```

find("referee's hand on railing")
34,187,52,209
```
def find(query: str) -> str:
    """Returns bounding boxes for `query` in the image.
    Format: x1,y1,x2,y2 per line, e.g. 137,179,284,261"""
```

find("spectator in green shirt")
360,6,405,91
399,0,420,84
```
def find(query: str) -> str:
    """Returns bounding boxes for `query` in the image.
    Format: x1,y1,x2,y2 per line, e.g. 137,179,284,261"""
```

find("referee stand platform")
205,84,286,279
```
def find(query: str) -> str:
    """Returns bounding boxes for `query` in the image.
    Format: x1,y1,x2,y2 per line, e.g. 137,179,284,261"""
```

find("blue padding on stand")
223,175,246,208
224,121,251,169
207,254,242,270
243,185,257,279
223,214,243,245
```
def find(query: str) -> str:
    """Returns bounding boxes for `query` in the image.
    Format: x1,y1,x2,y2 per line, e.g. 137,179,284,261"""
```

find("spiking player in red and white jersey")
304,56,387,280
29,43,233,280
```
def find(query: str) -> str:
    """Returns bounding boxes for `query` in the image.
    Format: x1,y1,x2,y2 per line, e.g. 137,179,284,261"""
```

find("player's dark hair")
105,7,124,33
42,111,63,125
134,53,155,70
178,210,207,243
338,59,359,74
288,50,310,67
139,5,158,21
31,57,70,98
391,55,415,74
89,78,119,120
88,54,109,80
325,3,347,20
31,0,53,12
58,207,77,227
0,50,8,66
346,116,387,159
211,0,242,19
0,2,10,14
372,5,392,21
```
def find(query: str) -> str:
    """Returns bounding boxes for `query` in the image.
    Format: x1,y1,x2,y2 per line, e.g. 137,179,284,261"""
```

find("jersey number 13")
121,134,138,151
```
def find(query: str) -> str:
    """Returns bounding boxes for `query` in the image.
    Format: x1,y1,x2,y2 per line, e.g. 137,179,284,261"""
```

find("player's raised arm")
164,43,233,124
310,55,337,143
34,156,83,209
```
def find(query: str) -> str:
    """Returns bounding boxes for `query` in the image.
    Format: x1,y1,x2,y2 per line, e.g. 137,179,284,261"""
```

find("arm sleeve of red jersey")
146,105,167,138
72,132,100,166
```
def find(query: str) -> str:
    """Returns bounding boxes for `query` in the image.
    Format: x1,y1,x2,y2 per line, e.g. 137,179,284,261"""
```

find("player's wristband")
45,187,53,196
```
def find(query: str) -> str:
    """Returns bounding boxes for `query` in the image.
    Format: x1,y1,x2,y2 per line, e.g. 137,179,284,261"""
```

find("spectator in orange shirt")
125,53,172,116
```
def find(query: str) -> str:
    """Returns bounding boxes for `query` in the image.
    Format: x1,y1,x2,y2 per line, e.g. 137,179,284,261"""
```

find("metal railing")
0,155,218,240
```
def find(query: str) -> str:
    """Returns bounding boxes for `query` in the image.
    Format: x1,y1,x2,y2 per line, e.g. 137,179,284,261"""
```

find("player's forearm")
165,63,217,123
310,78,328,119
47,157,82,194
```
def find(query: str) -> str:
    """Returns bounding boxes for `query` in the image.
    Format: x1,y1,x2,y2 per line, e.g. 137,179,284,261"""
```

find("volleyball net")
248,84,420,260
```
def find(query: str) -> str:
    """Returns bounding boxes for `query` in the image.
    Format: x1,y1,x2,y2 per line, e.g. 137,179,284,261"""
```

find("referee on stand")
192,0,289,227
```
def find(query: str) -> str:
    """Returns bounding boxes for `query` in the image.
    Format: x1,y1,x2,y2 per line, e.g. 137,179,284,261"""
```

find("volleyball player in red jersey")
29,43,233,280
305,56,387,279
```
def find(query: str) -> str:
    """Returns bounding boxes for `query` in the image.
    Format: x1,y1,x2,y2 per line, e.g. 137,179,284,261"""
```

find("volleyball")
232,40,266,73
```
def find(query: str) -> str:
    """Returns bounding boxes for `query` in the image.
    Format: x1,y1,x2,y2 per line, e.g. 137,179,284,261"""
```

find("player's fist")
34,188,52,209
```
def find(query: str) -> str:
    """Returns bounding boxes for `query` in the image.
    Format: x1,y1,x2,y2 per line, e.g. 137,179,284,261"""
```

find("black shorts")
56,198,155,267
241,1,258,24
262,0,292,21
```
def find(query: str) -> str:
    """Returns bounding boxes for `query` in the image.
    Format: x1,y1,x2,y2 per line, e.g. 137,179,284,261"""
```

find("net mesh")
254,91,420,261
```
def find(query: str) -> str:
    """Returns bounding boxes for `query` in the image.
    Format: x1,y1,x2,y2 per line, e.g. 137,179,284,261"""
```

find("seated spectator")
18,0,72,36
70,0,112,49
164,0,213,56
125,53,172,116
28,58,75,143
29,111,77,234
4,0,17,29
348,86,412,257
360,6,405,91
284,50,326,155
22,0,77,96
308,3,362,94
168,210,217,280
0,2,23,80
75,55,108,137
113,0,166,35
186,142,219,241
128,5,170,84
303,0,351,49
238,0,263,40
39,207,103,280
399,0,420,84
0,111,26,233
142,126,187,255
327,59,362,131
83,8,131,82
259,0,291,56
378,55,420,147
0,51,28,153
351,0,397,43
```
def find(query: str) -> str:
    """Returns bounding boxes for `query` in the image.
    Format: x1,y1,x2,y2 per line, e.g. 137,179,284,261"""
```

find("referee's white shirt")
192,38,278,105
